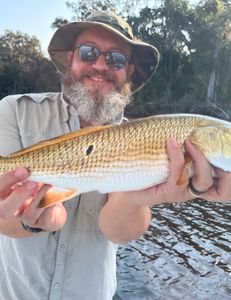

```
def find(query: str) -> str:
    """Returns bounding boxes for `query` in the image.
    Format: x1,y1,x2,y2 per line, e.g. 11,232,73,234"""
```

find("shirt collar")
60,92,69,122
22,93,59,103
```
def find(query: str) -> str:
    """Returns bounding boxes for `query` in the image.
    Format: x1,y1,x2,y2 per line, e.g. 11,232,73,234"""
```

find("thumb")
35,203,67,231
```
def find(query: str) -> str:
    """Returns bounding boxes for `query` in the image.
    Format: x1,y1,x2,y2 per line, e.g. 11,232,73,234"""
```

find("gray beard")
61,75,132,126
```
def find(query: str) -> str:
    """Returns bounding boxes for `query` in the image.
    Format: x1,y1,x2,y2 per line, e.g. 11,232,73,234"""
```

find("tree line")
0,0,230,119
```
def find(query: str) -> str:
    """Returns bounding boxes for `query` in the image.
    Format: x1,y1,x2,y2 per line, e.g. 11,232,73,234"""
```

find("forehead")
75,26,131,53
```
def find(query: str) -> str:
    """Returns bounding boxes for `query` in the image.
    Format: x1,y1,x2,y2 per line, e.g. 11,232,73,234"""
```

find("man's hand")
0,168,67,237
99,138,231,243
112,137,231,208
146,138,231,205
143,137,214,205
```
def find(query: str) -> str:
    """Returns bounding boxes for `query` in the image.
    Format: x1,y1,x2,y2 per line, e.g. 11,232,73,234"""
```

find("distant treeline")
0,0,230,118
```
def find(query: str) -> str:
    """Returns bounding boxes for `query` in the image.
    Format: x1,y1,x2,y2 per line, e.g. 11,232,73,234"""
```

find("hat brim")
48,21,159,94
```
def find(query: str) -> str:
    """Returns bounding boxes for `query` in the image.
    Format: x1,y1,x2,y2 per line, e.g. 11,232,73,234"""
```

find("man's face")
70,26,134,99
62,26,135,126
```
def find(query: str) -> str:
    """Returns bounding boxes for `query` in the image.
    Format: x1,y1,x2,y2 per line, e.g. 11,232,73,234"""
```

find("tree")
187,0,231,106
126,1,197,116
51,0,231,117
1,1,231,118
0,31,60,99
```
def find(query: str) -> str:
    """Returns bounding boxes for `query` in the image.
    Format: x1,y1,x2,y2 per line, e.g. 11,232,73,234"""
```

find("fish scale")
1,114,231,207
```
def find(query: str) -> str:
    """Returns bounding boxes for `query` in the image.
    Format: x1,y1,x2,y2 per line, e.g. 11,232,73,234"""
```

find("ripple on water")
114,200,231,300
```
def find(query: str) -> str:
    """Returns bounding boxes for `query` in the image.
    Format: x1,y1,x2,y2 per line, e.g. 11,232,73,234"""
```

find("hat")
48,11,160,94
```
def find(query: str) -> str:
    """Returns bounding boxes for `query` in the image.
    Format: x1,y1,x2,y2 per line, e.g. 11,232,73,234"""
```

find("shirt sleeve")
0,96,23,156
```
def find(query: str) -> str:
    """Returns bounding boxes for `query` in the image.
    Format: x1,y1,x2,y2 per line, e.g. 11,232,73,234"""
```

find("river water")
114,199,231,300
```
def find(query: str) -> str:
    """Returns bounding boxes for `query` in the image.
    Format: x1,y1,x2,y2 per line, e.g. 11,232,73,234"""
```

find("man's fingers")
19,184,52,226
26,184,52,209
0,181,37,219
166,138,185,185
0,168,29,196
206,168,231,201
185,140,213,191
35,203,67,231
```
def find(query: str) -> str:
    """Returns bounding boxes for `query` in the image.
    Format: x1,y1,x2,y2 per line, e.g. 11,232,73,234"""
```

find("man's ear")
67,51,74,65
127,63,135,80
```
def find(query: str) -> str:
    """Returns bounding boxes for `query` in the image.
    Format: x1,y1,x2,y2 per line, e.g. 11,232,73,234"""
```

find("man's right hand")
0,168,67,237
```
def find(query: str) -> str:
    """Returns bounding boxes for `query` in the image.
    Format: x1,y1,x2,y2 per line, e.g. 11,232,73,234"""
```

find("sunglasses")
74,44,130,69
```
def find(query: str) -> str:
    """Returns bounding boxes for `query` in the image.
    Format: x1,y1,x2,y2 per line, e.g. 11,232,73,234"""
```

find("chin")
88,87,114,100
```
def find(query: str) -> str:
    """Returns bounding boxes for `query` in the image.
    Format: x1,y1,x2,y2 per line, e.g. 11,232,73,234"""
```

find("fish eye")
86,144,94,156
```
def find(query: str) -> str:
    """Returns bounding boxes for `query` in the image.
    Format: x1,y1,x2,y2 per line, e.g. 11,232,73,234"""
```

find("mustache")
79,69,117,83
61,69,131,97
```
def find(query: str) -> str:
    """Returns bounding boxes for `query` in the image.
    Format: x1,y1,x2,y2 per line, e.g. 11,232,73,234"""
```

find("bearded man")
0,11,230,300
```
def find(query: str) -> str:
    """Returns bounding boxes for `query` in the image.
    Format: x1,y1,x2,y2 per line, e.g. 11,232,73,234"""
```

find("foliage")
0,31,60,99
1,0,231,119
127,0,231,117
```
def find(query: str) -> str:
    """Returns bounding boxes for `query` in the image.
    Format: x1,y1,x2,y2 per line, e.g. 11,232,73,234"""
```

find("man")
0,11,230,300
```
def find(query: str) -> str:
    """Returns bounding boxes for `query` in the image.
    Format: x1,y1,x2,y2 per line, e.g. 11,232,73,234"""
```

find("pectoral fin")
176,154,192,185
39,187,79,208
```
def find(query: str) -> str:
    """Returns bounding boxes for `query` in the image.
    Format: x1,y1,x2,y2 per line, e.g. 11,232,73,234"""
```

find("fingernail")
25,181,37,191
14,168,28,178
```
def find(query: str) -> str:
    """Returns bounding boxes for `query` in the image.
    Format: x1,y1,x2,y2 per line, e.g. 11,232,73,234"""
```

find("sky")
0,0,72,56
0,0,199,57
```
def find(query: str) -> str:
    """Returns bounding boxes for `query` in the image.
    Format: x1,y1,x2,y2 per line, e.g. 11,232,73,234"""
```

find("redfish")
1,114,231,207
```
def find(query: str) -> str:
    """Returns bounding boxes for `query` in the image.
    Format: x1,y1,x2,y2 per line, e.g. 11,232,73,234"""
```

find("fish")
1,114,231,208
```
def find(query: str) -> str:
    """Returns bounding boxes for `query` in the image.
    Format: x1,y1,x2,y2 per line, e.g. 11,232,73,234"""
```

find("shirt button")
54,282,60,289
61,244,65,250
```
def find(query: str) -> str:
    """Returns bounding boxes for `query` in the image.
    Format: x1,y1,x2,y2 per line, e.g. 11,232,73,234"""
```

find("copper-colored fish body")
1,114,231,207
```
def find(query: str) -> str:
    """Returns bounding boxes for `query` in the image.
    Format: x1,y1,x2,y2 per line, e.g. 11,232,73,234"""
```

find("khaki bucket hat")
48,10,160,94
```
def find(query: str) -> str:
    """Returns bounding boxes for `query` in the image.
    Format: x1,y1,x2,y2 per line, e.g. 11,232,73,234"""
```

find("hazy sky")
0,0,199,56
0,0,72,55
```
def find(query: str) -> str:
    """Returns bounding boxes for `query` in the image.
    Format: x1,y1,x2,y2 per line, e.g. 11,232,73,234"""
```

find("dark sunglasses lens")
77,45,128,69
79,45,99,62
106,52,127,69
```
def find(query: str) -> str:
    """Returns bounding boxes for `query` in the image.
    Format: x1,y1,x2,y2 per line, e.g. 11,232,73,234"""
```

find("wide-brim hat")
48,11,160,94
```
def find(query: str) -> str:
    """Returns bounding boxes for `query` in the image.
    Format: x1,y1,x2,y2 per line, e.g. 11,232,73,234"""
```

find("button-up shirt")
0,93,118,300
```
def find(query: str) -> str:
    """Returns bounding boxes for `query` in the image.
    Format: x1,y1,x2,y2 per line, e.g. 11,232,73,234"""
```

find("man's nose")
92,54,109,71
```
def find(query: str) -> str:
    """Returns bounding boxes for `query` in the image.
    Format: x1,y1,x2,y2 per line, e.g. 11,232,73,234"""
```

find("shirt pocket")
70,192,108,232
82,192,108,219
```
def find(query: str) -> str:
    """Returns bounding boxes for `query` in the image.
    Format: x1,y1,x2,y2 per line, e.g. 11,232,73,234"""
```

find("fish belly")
29,161,169,194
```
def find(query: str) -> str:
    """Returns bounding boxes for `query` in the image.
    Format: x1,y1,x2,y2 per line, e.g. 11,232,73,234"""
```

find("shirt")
0,93,118,300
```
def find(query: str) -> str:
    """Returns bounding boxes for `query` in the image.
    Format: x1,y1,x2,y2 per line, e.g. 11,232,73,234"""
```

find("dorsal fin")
10,125,113,157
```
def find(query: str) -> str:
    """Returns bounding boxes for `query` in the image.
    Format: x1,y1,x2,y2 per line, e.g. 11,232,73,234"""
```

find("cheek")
70,61,84,79
116,70,129,86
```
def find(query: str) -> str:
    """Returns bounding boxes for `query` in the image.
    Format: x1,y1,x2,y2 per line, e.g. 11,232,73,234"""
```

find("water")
114,199,231,299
